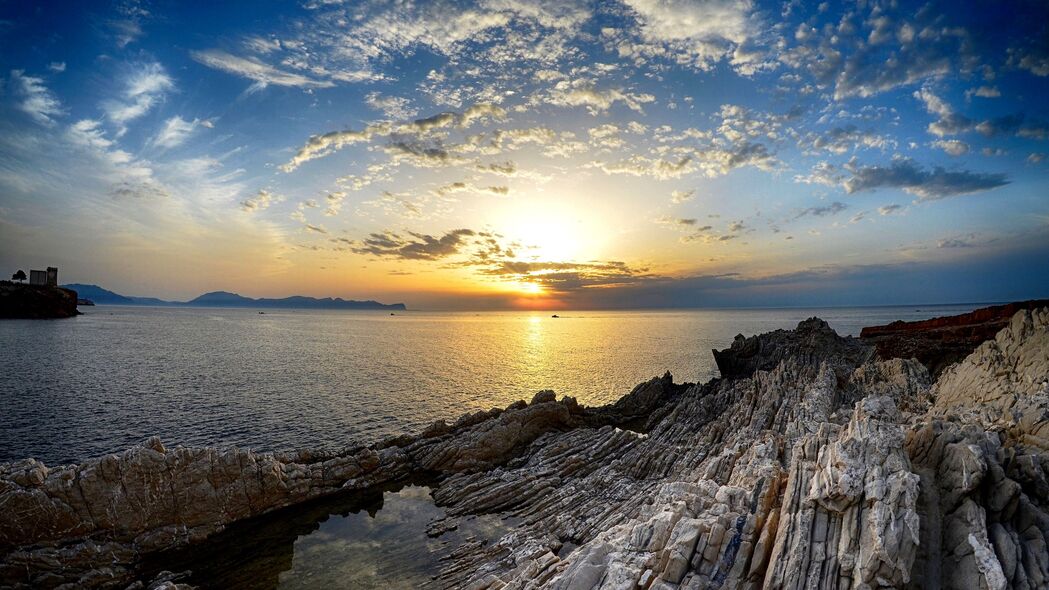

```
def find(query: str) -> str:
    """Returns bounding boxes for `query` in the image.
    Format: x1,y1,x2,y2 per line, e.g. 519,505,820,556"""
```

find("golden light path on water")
0,304,983,465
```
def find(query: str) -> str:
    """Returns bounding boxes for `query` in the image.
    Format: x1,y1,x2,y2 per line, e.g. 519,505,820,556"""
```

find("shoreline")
1,303,1047,589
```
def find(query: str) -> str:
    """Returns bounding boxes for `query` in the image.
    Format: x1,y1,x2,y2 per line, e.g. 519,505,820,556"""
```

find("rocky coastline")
1,304,1047,589
859,299,1049,377
0,282,80,319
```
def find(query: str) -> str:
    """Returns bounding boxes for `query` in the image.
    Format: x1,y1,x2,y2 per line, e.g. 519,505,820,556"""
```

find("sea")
0,303,983,466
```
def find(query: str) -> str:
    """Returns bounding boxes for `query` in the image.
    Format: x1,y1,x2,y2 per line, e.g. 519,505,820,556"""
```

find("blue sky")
1,0,1047,308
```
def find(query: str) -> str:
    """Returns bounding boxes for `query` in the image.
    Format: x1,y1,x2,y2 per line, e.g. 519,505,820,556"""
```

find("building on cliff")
28,266,58,287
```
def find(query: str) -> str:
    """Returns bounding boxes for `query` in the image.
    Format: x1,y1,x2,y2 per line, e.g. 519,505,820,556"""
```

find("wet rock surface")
1,307,1047,589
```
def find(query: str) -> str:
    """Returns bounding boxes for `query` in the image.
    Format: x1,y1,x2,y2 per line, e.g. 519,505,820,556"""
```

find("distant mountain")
126,296,178,306
186,291,251,306
62,284,136,305
62,285,406,311
188,291,406,310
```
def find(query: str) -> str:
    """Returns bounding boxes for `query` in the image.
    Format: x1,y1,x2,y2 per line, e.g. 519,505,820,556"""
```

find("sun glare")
518,281,543,295
497,201,590,262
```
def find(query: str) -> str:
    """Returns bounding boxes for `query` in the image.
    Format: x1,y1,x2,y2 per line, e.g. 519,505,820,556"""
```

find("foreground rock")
0,282,80,319
1,306,1047,589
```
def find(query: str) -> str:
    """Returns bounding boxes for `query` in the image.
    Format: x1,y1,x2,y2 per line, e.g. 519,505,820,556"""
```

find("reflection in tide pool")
277,485,513,589
147,484,517,589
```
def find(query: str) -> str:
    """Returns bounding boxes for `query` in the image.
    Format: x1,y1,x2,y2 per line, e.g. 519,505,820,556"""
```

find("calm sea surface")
0,303,982,465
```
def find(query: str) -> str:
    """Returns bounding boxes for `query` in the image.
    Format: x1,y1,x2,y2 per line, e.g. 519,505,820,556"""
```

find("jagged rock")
931,308,1049,428
0,390,629,588
2,306,1047,590
903,307,1049,590
712,317,872,379
764,396,920,589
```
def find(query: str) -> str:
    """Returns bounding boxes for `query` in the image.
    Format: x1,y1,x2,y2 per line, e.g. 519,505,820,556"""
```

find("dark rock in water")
77,298,95,306
0,281,80,319
2,305,1047,589
860,299,1049,376
711,317,872,379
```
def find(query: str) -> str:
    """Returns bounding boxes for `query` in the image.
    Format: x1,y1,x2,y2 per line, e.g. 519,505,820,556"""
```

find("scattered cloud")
191,49,338,90
670,189,694,204
435,181,508,197
801,125,892,155
361,192,426,218
282,104,506,171
795,201,847,218
150,116,204,149
353,228,476,260
797,7,978,100
241,189,281,212
10,70,64,126
365,92,418,119
798,157,1008,200
110,0,148,47
592,155,696,180
966,85,1000,99
324,191,346,216
932,139,969,156
843,158,1009,200
915,86,1049,140
4,0,1049,309
1009,38,1049,77
617,0,759,72
103,62,174,136
546,80,656,114
914,87,972,137
655,215,700,228
477,258,656,291
937,236,976,248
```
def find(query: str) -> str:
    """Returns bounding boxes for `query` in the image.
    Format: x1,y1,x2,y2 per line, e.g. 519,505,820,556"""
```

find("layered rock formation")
1,306,1046,589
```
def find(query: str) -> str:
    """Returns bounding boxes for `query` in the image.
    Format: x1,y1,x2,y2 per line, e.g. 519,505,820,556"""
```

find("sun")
518,281,543,295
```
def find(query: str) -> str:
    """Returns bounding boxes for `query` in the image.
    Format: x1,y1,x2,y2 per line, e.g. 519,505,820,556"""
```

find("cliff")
1,305,1047,589
0,282,80,319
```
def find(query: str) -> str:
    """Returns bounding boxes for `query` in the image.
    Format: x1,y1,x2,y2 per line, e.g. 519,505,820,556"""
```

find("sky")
1,0,1048,310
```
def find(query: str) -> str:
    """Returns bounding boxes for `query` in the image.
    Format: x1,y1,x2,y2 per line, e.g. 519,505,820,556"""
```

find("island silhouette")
63,284,406,311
